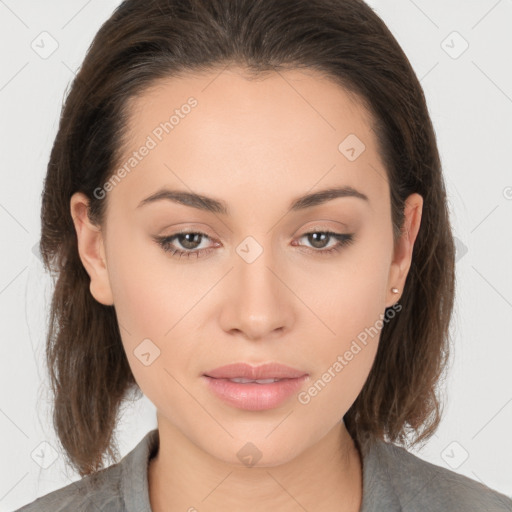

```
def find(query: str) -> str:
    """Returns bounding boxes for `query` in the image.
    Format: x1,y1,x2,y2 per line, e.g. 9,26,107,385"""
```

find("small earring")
391,287,399,294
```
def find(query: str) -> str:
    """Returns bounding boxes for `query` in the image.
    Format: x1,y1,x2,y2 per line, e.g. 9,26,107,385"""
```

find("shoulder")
13,462,124,512
13,429,159,512
362,438,512,512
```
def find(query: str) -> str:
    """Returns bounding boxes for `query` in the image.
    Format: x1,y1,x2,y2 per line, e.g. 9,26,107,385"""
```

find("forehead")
111,66,388,215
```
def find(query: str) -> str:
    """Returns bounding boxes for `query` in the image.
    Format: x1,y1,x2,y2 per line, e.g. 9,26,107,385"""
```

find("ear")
386,193,423,308
70,192,114,306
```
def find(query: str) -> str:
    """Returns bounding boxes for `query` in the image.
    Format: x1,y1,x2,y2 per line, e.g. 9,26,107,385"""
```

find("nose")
218,238,295,341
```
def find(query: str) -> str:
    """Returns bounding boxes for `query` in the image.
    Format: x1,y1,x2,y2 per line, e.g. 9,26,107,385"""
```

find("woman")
16,0,512,510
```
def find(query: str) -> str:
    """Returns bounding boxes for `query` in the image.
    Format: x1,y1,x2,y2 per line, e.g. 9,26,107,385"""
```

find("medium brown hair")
39,0,455,477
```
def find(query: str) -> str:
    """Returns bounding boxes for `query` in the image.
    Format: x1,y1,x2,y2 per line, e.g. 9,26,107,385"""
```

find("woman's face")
71,66,422,466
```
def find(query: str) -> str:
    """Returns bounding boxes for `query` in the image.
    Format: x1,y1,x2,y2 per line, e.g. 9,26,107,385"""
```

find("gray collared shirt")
15,428,512,511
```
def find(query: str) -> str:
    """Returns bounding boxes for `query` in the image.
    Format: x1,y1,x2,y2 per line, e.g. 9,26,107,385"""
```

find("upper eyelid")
167,226,349,237
163,218,351,235
162,227,350,246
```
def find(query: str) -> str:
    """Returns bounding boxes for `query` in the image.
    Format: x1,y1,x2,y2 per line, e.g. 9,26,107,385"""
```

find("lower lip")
202,375,309,411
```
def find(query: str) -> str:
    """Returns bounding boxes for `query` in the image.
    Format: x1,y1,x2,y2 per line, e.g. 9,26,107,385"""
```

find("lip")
203,362,307,380
202,363,309,411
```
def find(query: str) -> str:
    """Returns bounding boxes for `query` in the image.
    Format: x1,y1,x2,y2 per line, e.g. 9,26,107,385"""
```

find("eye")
153,230,217,259
293,230,355,256
153,229,355,259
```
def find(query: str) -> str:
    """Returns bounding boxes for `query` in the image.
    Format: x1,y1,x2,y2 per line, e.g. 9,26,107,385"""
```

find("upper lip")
203,362,308,380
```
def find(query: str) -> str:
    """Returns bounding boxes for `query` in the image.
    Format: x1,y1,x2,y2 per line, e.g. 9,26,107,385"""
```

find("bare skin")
70,65,422,512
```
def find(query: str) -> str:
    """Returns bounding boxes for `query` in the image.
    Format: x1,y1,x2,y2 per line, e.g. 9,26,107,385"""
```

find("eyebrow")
136,185,369,215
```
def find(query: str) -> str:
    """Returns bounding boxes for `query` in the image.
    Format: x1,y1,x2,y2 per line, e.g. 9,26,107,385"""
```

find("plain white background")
1,0,511,509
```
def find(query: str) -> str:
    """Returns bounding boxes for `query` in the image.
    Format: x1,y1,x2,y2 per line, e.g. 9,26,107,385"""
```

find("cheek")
105,225,209,390
105,228,185,376
293,236,391,411
109,258,194,414
106,225,180,331
296,295,383,422
295,239,391,344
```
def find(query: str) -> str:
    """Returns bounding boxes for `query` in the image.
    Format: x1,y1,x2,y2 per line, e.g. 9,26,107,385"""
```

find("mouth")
202,362,309,411
203,361,308,380
218,377,286,384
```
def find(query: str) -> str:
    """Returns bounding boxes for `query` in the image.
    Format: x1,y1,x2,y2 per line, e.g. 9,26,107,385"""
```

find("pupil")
181,233,201,249
310,232,328,248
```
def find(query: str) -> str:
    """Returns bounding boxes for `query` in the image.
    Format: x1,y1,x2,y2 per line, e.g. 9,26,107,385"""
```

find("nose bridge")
235,232,282,301
224,231,292,338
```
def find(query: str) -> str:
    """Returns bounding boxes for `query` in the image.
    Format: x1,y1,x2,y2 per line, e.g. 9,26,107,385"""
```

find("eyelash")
153,229,355,259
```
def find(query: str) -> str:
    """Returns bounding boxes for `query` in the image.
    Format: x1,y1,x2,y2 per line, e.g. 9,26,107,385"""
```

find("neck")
148,419,363,512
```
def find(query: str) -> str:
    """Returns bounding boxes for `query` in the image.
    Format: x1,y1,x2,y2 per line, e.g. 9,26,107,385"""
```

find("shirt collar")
358,436,402,511
121,428,401,512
